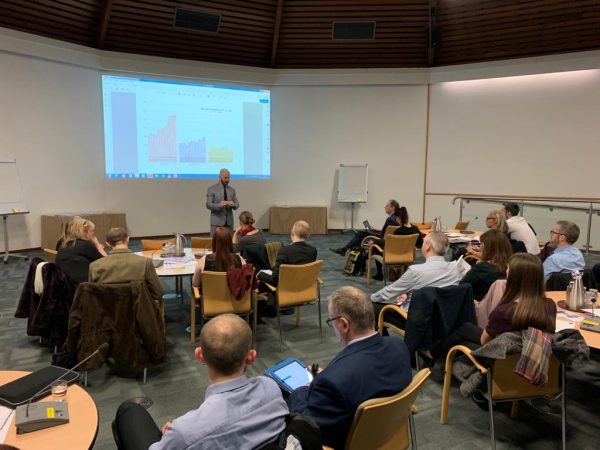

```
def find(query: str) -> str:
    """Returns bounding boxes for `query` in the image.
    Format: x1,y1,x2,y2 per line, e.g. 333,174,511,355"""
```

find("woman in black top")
372,206,423,280
460,229,512,300
232,211,266,254
55,217,106,284
193,227,245,287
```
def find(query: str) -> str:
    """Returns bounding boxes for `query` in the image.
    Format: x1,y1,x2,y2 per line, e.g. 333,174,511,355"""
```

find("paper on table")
556,310,584,323
555,321,578,332
0,406,14,443
581,309,600,316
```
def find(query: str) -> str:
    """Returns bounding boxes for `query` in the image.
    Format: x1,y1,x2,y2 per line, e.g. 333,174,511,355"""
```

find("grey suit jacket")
206,181,239,227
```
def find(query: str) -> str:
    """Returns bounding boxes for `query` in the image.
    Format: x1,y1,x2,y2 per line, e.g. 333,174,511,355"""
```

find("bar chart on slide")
102,75,270,179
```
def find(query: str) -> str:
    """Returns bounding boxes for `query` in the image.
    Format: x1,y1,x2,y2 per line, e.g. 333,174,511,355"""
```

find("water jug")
567,272,585,310
433,217,443,232
174,233,186,257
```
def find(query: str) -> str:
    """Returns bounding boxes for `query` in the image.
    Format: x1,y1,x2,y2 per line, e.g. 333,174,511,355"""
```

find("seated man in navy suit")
287,286,412,449
257,220,317,287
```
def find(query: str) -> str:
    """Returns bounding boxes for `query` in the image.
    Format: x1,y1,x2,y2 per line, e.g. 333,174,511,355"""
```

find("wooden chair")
141,239,174,251
454,221,470,231
377,303,407,338
367,234,419,285
266,260,324,351
264,241,283,269
191,268,256,344
43,248,57,262
440,346,566,450
324,368,431,450
191,236,212,250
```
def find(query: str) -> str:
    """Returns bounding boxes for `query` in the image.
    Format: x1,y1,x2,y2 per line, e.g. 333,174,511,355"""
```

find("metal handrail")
451,196,600,255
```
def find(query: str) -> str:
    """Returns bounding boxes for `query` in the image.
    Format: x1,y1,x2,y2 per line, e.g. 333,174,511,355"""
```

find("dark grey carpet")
1,233,599,449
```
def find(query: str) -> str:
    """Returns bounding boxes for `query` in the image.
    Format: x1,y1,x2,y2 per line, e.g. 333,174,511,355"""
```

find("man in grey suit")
206,168,239,235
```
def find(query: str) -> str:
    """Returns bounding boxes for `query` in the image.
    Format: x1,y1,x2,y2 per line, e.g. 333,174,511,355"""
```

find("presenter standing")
206,168,239,235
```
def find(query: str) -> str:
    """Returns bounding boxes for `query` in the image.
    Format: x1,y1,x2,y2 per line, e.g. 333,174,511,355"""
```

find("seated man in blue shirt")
113,314,289,450
543,220,585,281
287,287,412,449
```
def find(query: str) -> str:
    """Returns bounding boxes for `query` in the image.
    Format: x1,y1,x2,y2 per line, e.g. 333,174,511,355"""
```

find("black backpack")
343,248,367,276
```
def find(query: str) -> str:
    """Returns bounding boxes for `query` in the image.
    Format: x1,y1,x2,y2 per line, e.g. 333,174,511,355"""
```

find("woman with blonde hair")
193,227,246,287
55,216,106,283
232,211,266,254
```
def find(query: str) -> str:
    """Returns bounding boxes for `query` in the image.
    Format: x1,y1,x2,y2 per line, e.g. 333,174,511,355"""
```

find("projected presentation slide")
102,75,271,179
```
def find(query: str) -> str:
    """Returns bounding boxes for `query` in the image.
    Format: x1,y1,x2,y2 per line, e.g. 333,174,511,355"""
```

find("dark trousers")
431,322,483,359
342,230,375,250
113,402,162,450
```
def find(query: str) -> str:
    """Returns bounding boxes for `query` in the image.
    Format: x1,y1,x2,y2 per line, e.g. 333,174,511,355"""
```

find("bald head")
199,314,252,376
292,220,310,241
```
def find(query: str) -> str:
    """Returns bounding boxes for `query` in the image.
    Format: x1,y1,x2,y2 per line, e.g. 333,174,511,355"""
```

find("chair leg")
383,263,388,285
317,286,323,341
487,372,496,450
415,352,421,371
510,401,519,418
190,296,196,344
143,368,147,385
277,307,283,352
84,370,88,387
252,294,257,349
367,255,372,285
409,413,417,449
440,355,454,424
561,364,566,450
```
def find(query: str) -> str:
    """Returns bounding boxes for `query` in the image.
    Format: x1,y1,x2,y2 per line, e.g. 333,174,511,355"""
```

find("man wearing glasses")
543,221,585,281
287,286,411,450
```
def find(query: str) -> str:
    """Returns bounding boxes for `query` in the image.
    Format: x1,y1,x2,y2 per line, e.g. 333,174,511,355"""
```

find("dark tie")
223,184,228,201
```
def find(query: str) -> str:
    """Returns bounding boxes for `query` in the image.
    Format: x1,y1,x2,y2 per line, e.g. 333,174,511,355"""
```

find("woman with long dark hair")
460,229,512,300
193,227,245,287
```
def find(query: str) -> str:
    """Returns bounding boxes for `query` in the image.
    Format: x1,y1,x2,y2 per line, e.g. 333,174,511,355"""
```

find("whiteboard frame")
337,164,368,204
0,159,29,215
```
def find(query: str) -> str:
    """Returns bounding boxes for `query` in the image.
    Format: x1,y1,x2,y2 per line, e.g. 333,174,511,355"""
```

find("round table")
0,371,98,450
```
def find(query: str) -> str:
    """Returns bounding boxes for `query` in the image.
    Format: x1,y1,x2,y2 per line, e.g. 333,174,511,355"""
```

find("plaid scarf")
513,327,553,385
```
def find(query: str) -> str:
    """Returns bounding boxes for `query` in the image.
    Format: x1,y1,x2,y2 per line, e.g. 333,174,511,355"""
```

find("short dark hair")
503,202,520,217
328,287,374,333
106,227,128,246
200,314,252,376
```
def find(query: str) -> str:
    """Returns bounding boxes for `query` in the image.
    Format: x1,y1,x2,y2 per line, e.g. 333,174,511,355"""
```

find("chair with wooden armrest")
140,239,174,251
440,346,565,450
367,234,419,285
43,248,58,262
454,221,470,231
274,260,324,351
190,236,212,250
330,368,431,450
191,269,256,344
377,303,408,337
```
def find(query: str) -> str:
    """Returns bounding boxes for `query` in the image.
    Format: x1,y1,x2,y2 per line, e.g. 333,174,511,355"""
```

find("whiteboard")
338,164,368,203
0,160,28,215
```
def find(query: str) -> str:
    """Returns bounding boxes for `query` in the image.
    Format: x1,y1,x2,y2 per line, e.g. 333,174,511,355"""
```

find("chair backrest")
141,239,174,251
43,248,58,262
345,368,431,450
201,270,254,317
383,234,419,265
454,221,470,231
265,241,283,269
191,236,212,250
384,225,400,236
277,260,323,308
491,354,561,401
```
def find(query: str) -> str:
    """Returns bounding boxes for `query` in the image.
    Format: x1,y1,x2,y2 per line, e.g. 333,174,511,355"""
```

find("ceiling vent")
174,8,221,33
332,21,376,40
